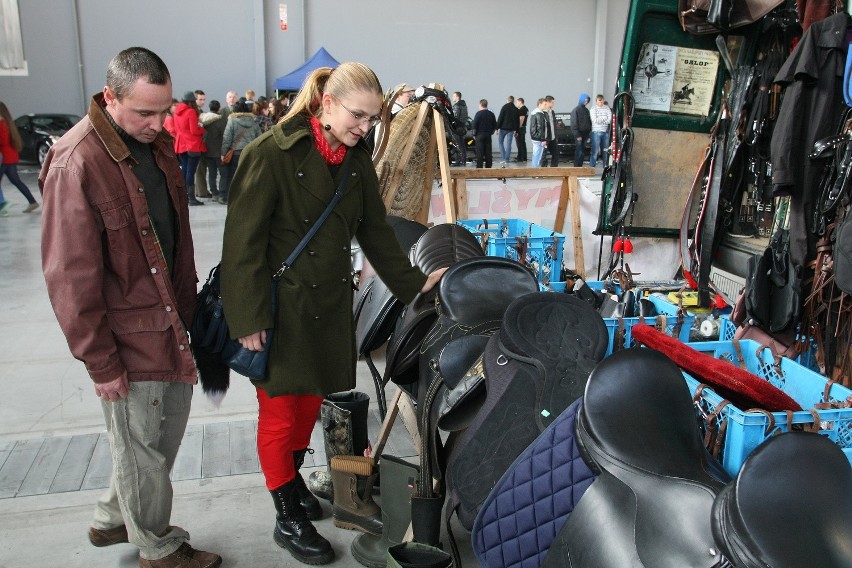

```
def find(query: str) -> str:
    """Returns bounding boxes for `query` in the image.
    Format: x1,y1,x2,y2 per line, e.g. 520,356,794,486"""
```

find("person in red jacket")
0,101,40,215
173,91,206,205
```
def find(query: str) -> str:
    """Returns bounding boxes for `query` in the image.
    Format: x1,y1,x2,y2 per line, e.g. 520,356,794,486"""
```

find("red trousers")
256,388,323,490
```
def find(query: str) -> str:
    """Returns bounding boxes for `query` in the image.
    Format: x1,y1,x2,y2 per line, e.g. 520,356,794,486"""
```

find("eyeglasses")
338,100,382,127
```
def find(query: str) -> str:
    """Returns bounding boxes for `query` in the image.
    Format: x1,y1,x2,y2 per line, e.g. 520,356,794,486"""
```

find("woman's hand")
420,267,449,293
238,330,267,351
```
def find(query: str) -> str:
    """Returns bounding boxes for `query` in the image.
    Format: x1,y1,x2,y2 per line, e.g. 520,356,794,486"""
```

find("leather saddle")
382,223,484,387
352,216,428,416
419,255,541,438
712,431,852,567
544,348,729,568
353,216,428,359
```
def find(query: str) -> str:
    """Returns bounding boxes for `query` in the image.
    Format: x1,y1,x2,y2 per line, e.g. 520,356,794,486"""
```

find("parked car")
14,113,81,166
554,112,593,163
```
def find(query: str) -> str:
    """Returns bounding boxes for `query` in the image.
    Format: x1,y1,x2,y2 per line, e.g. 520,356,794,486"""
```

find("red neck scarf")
309,116,347,165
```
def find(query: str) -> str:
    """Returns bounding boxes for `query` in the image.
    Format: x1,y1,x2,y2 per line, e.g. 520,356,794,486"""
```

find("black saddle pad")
551,348,726,568
712,431,852,567
445,292,609,531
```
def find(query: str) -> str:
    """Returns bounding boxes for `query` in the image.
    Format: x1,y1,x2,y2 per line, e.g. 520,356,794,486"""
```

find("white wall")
1,0,629,117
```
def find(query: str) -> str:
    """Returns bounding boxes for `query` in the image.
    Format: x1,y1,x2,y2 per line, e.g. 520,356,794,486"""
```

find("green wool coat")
220,116,427,397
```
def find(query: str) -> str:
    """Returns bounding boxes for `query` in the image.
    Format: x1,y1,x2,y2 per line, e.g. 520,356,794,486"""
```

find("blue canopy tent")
274,47,341,93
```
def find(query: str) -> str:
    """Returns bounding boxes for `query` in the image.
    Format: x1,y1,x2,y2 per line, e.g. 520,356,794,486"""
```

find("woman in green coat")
220,62,445,565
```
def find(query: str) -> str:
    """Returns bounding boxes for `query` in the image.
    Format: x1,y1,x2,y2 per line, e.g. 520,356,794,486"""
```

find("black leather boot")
293,448,323,520
187,186,204,206
270,479,335,565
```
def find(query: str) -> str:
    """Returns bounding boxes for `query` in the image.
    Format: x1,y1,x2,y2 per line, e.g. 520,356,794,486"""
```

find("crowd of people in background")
161,88,292,205
444,91,614,169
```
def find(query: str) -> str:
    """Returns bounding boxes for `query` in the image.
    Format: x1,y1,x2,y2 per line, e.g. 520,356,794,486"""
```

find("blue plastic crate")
578,282,694,355
718,316,820,372
457,218,563,285
681,339,852,476
602,314,693,356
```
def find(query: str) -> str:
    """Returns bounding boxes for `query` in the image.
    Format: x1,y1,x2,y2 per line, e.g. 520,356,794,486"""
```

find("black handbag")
192,166,351,380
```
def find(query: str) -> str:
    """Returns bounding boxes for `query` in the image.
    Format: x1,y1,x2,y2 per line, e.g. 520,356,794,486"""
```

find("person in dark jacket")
515,97,529,162
199,100,226,199
570,93,592,167
496,95,520,163
451,91,469,166
472,99,497,168
220,62,447,565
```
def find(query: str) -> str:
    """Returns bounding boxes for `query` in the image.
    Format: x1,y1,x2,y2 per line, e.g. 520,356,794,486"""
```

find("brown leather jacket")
40,93,198,385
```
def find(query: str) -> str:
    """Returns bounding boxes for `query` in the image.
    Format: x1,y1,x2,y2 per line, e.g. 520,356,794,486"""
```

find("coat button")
341,278,348,283
152,399,160,407
311,284,318,289
351,172,357,177
179,344,186,351
297,172,304,177
304,219,310,224
138,187,144,192
308,251,316,256
142,229,148,236
343,246,348,251
313,315,321,320
151,267,157,274
165,306,173,312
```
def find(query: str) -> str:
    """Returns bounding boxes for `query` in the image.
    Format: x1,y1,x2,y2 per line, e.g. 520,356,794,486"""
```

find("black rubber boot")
187,186,204,206
270,479,334,565
294,448,323,521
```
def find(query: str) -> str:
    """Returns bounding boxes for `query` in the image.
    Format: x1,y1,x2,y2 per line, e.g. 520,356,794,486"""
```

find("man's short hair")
106,47,171,100
517,97,524,104
209,100,221,112
194,89,205,96
537,98,546,106
480,99,488,107
453,91,462,98
596,94,605,101
507,95,514,102
544,95,555,102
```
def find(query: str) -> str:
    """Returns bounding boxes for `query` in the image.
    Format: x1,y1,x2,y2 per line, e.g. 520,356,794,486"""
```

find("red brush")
631,324,802,412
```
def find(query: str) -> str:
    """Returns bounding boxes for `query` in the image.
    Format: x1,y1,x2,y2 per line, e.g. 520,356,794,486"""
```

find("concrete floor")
1,162,530,568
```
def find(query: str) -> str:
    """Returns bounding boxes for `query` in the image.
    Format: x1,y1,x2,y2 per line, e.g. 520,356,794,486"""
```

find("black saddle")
445,292,609,532
352,216,428,417
383,223,484,387
417,256,541,476
353,216,428,358
712,431,852,567
544,348,728,568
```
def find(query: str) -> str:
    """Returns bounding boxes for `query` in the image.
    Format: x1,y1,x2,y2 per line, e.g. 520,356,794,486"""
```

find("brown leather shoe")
88,525,129,547
139,543,222,568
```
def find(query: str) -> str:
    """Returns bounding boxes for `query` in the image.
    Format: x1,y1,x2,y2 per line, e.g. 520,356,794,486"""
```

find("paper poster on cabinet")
632,43,719,116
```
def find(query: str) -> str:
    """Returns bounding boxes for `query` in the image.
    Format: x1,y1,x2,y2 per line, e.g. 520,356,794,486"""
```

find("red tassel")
623,238,634,253
613,238,623,253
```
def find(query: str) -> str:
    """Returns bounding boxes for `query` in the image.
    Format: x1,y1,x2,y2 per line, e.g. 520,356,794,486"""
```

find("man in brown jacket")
40,47,221,568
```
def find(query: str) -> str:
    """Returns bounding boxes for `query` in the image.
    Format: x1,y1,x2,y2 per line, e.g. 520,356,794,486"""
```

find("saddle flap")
438,257,539,325
712,432,852,567
580,348,720,480
436,334,491,390
354,276,404,356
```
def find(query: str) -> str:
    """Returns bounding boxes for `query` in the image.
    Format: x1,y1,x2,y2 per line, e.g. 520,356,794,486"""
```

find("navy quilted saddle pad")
471,396,595,568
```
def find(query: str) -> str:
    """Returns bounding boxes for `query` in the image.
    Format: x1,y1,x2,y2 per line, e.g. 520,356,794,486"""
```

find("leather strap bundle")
679,0,784,35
